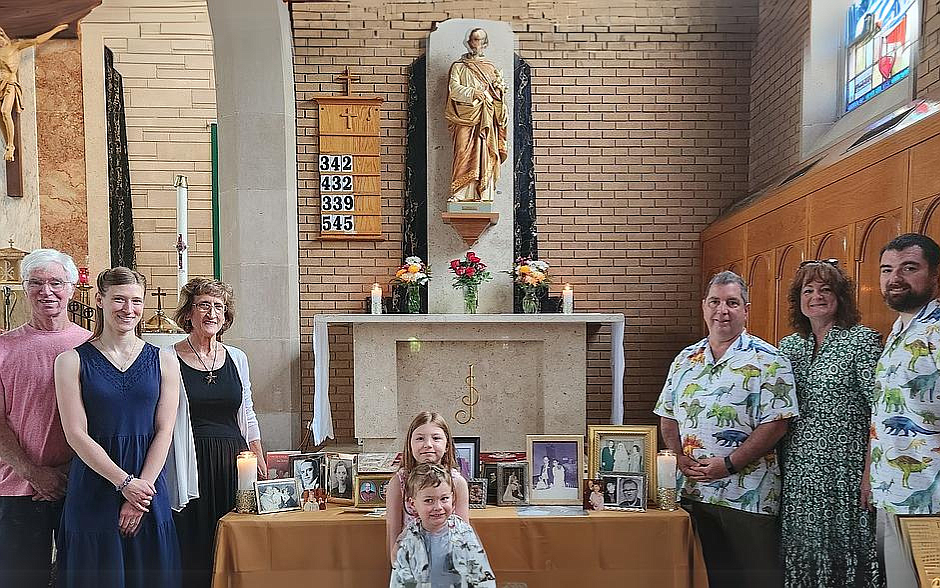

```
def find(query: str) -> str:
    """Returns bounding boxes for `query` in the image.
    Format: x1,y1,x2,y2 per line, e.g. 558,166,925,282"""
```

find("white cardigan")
163,344,262,511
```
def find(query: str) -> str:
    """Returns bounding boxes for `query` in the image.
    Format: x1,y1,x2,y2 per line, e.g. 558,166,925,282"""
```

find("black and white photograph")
468,478,487,509
587,426,658,494
483,462,499,505
453,436,481,479
290,453,325,491
255,479,302,514
327,453,356,504
496,462,528,506
601,476,620,506
527,434,584,505
616,474,646,511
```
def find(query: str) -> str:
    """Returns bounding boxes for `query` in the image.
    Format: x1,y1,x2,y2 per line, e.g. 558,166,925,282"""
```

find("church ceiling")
0,0,100,38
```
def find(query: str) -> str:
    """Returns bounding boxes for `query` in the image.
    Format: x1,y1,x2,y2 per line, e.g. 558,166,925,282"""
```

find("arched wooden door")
775,242,804,343
856,212,902,336
747,252,774,342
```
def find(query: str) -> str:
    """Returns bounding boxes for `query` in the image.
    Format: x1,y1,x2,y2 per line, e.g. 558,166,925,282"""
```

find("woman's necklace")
187,337,219,384
101,340,142,372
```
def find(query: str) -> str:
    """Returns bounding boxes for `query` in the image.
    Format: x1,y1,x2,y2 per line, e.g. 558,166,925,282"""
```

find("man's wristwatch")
724,455,737,475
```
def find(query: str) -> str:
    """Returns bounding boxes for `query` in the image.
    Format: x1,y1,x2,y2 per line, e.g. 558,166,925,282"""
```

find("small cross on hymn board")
335,66,360,97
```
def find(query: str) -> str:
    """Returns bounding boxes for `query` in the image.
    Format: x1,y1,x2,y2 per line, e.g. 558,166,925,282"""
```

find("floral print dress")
778,325,882,588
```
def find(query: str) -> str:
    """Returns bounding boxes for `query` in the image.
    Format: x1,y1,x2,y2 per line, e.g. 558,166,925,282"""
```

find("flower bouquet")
449,251,492,314
510,257,551,314
390,256,429,313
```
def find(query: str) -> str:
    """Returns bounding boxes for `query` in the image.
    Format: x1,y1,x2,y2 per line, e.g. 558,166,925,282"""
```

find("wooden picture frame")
526,434,584,506
588,425,657,498
354,473,392,508
453,436,481,479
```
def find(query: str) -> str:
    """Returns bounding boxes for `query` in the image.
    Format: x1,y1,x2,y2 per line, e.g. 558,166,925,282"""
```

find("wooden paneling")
774,242,805,342
855,212,902,335
703,229,746,273
746,252,774,342
811,227,850,268
909,134,940,201
914,195,940,239
746,199,805,254
807,153,907,236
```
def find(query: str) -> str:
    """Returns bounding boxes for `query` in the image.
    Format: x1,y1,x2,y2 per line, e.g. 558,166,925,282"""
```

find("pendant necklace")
187,337,219,384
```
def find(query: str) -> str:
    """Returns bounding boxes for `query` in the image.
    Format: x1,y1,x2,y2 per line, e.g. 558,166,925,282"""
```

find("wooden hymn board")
313,68,384,240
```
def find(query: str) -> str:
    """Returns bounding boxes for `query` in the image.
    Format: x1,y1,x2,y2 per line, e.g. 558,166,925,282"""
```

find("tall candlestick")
562,284,574,314
657,449,677,489
371,283,382,314
174,175,189,294
236,451,257,491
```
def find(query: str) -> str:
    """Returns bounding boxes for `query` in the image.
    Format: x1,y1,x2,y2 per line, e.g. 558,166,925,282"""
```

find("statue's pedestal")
310,313,626,449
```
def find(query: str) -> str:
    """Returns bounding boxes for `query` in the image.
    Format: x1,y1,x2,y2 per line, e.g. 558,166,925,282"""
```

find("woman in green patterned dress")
778,260,882,588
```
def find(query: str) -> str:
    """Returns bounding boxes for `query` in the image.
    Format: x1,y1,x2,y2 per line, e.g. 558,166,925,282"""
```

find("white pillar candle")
562,284,574,314
657,450,677,489
174,175,189,294
236,451,257,491
371,283,382,314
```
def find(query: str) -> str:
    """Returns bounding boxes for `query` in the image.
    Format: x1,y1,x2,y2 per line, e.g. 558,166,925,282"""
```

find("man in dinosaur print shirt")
868,233,940,587
655,271,797,588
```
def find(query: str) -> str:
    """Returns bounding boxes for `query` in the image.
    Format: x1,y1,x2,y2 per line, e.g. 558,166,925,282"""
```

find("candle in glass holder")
657,449,677,488
78,267,89,286
236,451,257,491
562,284,574,314
371,283,382,314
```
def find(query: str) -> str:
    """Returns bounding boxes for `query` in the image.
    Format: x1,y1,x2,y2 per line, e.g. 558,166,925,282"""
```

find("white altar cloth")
309,313,626,445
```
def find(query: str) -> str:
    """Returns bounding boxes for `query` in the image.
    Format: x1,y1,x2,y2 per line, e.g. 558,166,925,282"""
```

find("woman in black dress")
170,278,266,588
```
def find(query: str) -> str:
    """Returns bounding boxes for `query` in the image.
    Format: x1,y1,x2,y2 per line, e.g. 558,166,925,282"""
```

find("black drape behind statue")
104,47,136,269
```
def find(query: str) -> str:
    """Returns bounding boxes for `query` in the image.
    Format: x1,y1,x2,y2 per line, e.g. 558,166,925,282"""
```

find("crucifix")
334,66,359,97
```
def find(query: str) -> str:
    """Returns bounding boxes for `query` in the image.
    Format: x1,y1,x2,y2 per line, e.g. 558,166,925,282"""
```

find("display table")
212,506,708,587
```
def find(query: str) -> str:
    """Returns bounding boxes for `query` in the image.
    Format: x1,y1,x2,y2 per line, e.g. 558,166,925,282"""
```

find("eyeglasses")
24,279,73,292
799,258,839,268
194,301,226,313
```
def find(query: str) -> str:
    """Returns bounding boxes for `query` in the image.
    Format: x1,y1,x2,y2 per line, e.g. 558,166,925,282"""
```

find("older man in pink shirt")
0,249,91,587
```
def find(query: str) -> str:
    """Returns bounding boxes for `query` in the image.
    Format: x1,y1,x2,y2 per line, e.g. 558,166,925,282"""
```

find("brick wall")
920,0,940,96
292,0,758,446
748,0,807,192
82,0,215,312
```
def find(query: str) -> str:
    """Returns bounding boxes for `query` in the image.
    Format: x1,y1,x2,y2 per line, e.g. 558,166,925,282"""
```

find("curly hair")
786,262,860,338
174,277,236,339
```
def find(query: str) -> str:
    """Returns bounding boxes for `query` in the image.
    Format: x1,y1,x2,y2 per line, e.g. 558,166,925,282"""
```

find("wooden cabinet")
702,111,940,342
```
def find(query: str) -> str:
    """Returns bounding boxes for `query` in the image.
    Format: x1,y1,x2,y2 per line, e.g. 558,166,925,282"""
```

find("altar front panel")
354,322,586,452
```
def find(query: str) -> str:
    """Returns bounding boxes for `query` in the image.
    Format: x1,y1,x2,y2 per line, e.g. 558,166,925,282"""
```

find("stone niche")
353,317,587,452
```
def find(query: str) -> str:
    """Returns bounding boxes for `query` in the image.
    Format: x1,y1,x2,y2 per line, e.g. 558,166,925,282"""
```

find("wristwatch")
724,455,737,475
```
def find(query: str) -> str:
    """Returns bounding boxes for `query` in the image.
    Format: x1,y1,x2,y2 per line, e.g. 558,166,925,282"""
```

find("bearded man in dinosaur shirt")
655,270,797,588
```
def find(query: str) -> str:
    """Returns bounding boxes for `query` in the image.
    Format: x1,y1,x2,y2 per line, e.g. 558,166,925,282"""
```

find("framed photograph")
468,478,487,509
588,425,657,496
526,434,584,506
354,473,391,508
255,478,302,514
496,462,529,506
482,463,499,505
583,478,605,511
326,453,356,505
290,452,325,492
616,473,647,511
601,476,620,506
453,436,481,480
265,450,300,480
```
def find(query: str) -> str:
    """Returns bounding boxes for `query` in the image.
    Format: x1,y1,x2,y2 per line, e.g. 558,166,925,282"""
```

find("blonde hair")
405,463,453,498
91,267,147,340
401,411,457,472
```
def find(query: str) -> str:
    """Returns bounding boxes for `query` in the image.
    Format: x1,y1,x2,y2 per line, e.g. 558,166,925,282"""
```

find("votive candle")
236,451,257,491
657,449,677,489
562,284,574,314
371,283,382,314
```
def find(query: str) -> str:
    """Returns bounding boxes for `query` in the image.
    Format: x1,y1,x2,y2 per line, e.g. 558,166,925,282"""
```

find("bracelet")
116,474,134,492
724,455,737,475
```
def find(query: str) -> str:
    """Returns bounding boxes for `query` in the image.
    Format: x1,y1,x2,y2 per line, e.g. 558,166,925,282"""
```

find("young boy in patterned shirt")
390,463,495,588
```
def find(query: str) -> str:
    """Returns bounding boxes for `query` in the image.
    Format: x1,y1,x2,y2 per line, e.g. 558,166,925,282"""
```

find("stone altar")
310,313,625,449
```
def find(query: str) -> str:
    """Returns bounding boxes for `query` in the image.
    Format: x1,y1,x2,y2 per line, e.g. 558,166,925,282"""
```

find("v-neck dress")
778,325,882,588
57,341,181,588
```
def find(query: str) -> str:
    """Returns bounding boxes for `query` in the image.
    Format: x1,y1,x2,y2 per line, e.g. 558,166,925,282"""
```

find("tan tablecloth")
212,506,709,587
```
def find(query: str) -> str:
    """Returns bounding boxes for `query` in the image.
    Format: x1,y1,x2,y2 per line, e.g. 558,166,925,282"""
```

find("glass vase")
406,284,421,314
522,288,541,314
463,284,479,314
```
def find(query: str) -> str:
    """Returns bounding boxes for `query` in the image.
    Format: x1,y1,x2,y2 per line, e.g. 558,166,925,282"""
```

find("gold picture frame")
587,425,657,500
353,473,392,508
